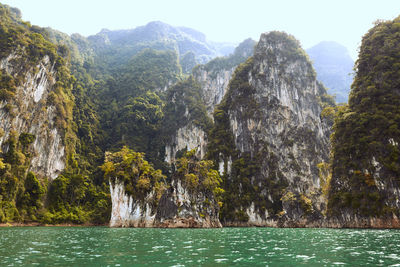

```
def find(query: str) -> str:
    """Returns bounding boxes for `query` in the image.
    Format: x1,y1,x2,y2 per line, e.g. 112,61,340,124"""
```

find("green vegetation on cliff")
0,4,84,223
101,146,166,206
176,149,223,199
206,57,288,222
328,17,400,217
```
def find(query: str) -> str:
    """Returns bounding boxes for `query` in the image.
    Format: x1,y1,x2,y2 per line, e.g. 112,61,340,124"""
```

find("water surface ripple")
1,227,400,266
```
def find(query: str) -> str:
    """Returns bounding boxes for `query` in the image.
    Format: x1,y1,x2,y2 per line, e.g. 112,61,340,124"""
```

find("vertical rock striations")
208,31,332,226
193,38,256,116
164,39,255,163
0,50,67,179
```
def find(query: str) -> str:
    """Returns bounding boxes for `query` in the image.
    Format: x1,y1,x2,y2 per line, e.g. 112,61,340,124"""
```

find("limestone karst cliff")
208,31,334,226
0,52,67,179
164,39,255,164
0,4,107,224
105,147,222,228
111,32,334,228
0,4,76,180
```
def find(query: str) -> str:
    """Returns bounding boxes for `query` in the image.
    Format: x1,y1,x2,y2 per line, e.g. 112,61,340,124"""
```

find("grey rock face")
217,32,331,225
165,124,207,163
193,66,236,116
164,39,256,164
193,38,256,116
154,179,221,228
0,51,65,179
109,180,156,227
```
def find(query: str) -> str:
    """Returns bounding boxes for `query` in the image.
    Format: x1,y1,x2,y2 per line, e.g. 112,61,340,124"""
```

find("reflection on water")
0,227,400,266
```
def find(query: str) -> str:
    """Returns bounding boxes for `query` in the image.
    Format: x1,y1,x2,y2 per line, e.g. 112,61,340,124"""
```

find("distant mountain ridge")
307,41,354,103
87,21,236,69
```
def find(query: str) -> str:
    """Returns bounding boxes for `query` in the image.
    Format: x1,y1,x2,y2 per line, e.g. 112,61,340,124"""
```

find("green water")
0,227,400,266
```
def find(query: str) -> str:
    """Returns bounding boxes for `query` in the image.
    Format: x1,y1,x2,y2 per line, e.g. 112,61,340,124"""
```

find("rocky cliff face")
193,38,256,116
0,50,65,179
165,124,207,163
109,165,222,228
164,39,255,163
109,180,156,227
110,178,222,228
209,32,332,226
154,179,221,228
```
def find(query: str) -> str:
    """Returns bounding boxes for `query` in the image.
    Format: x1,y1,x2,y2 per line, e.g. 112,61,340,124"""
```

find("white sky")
2,0,400,60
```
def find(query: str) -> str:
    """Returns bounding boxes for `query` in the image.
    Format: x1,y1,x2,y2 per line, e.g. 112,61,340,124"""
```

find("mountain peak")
307,41,354,103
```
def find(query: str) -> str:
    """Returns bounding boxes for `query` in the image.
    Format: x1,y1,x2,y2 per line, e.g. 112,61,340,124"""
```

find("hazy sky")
2,0,400,60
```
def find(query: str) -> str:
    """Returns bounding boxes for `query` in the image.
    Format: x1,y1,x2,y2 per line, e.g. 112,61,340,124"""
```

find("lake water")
0,227,400,266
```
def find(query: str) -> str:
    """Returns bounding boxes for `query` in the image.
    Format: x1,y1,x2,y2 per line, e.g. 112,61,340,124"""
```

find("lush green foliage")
175,149,223,199
328,17,400,217
162,76,212,137
0,4,109,224
101,146,166,204
0,130,43,222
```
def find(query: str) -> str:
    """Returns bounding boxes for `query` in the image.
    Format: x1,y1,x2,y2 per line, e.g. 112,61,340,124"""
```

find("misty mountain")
87,21,236,70
307,41,354,103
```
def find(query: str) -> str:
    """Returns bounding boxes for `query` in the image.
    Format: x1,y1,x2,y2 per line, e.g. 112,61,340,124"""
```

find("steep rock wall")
210,32,332,226
109,180,156,227
0,51,65,179
164,39,255,163
165,124,207,163
193,66,235,116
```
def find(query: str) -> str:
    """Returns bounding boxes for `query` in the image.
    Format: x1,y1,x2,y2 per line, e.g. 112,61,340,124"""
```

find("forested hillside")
0,4,240,225
327,17,400,227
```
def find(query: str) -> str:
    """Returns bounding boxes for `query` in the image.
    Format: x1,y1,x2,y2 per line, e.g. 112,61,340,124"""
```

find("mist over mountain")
87,21,236,70
307,41,354,103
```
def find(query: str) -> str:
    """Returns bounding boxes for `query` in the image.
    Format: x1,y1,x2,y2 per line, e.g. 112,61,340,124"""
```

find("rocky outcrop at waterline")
105,147,222,228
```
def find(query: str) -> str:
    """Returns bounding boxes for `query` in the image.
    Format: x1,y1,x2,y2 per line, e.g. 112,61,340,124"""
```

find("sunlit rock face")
109,178,222,228
193,38,256,117
109,181,156,227
164,124,207,164
193,65,236,117
215,32,331,226
0,51,65,179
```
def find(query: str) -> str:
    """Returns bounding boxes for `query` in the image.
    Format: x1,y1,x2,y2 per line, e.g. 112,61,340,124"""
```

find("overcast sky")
2,0,400,60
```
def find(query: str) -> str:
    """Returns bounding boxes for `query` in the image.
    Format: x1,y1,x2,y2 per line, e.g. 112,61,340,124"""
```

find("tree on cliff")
101,146,167,203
